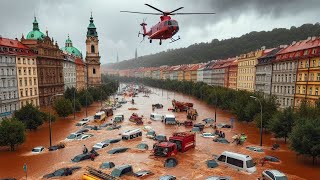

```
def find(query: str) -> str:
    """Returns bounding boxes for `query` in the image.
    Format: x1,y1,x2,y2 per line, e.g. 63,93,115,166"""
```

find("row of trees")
0,76,119,151
110,75,320,164
107,23,320,69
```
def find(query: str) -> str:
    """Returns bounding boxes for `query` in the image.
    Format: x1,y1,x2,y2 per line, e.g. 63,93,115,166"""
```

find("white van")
150,113,163,121
122,128,142,140
94,111,106,122
163,114,176,125
217,151,256,173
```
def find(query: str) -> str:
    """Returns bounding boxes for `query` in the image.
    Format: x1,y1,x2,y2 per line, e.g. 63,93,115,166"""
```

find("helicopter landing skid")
169,36,180,43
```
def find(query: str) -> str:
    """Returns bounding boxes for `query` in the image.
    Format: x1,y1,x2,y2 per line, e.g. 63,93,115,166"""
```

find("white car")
75,134,93,141
65,133,82,141
201,132,216,138
205,176,232,180
262,169,288,180
32,146,45,153
92,141,109,150
76,121,88,126
80,117,92,122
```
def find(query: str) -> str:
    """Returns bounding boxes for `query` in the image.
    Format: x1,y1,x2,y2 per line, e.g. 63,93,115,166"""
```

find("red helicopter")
121,4,215,45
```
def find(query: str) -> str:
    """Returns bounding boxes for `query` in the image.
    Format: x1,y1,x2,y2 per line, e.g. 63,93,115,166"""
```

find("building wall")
211,68,225,87
197,69,204,82
228,65,238,89
76,62,85,91
295,57,320,106
184,70,192,81
16,55,39,108
86,36,101,87
63,56,76,91
255,63,272,96
0,54,19,119
178,70,184,81
203,69,212,85
191,70,198,82
237,50,263,92
272,60,297,108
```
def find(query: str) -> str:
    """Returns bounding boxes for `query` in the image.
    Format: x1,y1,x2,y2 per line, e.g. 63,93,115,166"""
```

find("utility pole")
73,88,76,119
49,94,63,147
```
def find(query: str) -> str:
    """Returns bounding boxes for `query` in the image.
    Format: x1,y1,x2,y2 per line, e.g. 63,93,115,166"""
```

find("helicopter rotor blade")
144,4,165,14
170,12,216,15
120,11,162,15
168,7,184,14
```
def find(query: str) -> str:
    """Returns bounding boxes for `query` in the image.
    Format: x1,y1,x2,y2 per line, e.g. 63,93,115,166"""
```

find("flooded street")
0,86,319,180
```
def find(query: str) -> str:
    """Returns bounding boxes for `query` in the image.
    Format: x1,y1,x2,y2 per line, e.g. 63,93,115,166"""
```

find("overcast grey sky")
1,0,320,64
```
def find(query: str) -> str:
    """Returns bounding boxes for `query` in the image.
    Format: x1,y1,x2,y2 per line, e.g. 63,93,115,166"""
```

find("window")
226,157,243,168
306,61,309,68
317,73,320,81
23,58,26,64
93,68,96,74
34,78,37,85
309,87,313,95
19,79,22,86
300,62,303,68
303,86,306,94
218,155,226,162
298,86,301,94
25,89,28,97
266,171,275,180
91,45,95,53
304,73,308,81
24,78,27,86
316,87,319,95
313,60,316,67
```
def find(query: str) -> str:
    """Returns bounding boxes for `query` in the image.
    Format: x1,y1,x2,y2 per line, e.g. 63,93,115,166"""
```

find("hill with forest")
105,23,320,70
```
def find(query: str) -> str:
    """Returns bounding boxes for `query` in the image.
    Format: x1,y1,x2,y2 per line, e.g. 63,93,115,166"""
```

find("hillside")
105,23,320,70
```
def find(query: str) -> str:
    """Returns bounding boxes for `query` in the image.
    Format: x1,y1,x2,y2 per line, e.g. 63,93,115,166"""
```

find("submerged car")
99,122,113,127
43,166,81,178
134,170,154,178
246,146,264,152
217,123,232,128
32,146,45,153
92,142,109,150
262,169,288,180
65,133,82,141
205,176,232,180
159,175,176,180
201,132,215,138
75,134,93,141
71,152,99,162
75,128,89,134
146,130,156,139
213,138,230,144
111,165,133,177
108,147,129,154
154,134,167,142
263,156,280,162
104,138,121,144
48,143,65,151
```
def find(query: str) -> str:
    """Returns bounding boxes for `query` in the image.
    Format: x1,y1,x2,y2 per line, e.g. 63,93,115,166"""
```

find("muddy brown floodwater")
0,85,319,180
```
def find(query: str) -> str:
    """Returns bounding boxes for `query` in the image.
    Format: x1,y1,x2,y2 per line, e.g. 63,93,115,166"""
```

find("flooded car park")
0,86,319,179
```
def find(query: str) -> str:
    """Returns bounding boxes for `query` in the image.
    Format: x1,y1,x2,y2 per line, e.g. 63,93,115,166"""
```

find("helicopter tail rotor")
138,18,147,42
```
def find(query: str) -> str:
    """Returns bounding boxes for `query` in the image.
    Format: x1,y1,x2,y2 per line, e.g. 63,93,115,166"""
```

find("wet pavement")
0,85,319,180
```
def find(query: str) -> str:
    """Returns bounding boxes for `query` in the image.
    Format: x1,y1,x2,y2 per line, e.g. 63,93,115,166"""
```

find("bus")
122,128,142,140
94,111,106,122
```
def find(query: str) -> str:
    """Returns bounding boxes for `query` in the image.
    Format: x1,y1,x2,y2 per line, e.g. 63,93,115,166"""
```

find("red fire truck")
153,132,195,157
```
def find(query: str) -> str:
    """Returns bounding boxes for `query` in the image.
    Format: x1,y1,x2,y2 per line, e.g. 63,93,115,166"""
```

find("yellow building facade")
236,49,264,92
295,54,320,106
16,55,39,107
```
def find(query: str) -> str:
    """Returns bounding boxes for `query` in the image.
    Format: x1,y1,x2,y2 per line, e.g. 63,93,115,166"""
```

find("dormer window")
303,50,308,55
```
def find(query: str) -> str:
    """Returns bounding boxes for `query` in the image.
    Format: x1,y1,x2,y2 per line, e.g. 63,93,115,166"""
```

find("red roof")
75,58,85,65
278,37,320,54
0,37,35,56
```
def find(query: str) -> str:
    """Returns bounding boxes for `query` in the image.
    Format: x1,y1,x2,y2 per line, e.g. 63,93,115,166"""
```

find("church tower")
85,13,101,86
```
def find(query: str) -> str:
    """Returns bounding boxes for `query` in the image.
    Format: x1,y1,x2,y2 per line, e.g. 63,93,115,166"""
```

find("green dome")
63,46,82,58
26,17,45,40
26,30,45,40
62,35,82,58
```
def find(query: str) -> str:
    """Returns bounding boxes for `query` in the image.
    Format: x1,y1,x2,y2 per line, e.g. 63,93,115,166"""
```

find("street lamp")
73,88,76,119
250,95,263,147
49,93,63,147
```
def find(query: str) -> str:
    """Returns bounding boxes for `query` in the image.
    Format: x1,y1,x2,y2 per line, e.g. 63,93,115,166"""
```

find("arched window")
93,68,96,74
91,45,95,53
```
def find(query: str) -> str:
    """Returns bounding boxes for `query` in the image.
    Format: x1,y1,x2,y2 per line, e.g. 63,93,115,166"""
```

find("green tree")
268,107,295,143
14,103,47,130
72,99,82,112
78,90,94,107
64,87,77,101
0,118,26,151
289,117,320,164
53,98,73,118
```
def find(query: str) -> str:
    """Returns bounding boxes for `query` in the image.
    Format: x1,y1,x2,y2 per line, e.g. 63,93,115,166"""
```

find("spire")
135,48,138,60
117,53,119,63
65,34,73,47
33,16,39,31
87,12,98,37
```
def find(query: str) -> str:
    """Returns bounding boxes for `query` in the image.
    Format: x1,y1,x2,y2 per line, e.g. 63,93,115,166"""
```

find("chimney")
261,46,266,50
311,36,317,41
292,41,296,45
307,36,312,40
279,44,288,48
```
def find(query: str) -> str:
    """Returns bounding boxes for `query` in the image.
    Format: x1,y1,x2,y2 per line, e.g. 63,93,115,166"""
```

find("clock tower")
85,13,101,86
